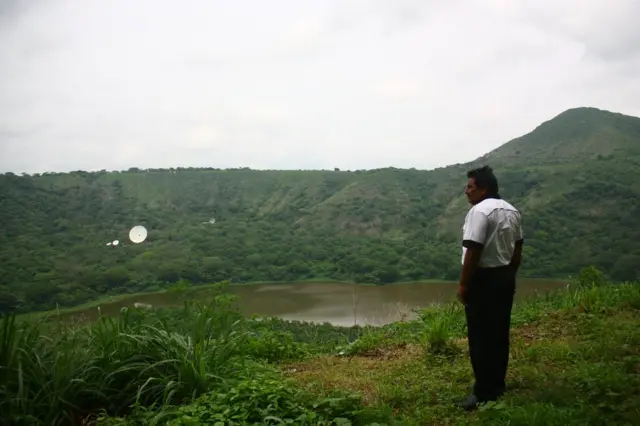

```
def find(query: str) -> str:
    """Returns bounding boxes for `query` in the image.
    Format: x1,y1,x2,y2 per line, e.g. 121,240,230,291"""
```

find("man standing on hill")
456,165,524,411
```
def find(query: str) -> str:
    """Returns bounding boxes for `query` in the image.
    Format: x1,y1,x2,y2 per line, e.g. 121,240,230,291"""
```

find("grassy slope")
300,311,638,425
286,275,640,425
2,269,639,425
286,304,640,425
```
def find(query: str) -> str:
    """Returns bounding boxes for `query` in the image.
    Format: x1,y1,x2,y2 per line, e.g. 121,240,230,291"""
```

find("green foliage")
249,317,364,350
336,329,395,357
155,306,367,362
244,329,307,363
573,265,608,288
511,274,640,326
335,302,468,358
100,371,388,425
166,280,191,295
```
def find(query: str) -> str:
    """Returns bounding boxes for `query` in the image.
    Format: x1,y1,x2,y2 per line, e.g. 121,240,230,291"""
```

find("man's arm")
460,243,483,290
510,240,523,273
458,210,488,300
510,215,524,274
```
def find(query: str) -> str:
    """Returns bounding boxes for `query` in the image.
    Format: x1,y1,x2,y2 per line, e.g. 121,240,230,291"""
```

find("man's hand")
457,284,468,305
458,245,482,306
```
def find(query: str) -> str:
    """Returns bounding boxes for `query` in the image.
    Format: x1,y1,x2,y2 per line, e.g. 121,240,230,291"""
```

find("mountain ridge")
474,106,640,168
1,106,639,313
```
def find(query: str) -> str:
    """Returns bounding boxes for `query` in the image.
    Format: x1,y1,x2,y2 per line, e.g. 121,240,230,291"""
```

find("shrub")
99,369,391,425
417,302,465,356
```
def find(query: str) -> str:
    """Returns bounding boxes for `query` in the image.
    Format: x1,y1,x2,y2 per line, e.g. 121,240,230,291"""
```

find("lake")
52,279,566,326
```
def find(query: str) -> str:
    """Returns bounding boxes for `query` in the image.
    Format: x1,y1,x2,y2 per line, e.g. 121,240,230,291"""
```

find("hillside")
1,107,640,313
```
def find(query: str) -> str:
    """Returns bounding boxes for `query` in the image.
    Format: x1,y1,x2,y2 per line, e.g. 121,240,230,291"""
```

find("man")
456,165,524,411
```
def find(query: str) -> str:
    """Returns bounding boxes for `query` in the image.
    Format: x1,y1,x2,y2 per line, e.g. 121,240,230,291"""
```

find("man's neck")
472,193,501,206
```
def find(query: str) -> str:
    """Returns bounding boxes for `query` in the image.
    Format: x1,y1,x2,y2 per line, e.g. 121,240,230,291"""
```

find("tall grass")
0,295,255,425
418,302,466,355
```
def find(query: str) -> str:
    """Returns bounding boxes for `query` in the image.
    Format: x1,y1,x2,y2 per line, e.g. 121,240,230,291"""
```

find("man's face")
464,177,486,205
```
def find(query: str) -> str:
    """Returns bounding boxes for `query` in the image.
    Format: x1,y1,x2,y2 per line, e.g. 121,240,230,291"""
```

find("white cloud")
0,0,639,173
373,79,421,99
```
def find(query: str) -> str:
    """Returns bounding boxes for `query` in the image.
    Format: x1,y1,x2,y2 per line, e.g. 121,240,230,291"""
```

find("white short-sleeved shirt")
461,198,523,268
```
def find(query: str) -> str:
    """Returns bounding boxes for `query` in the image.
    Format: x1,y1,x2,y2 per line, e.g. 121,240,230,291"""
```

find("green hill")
481,107,640,166
1,107,639,313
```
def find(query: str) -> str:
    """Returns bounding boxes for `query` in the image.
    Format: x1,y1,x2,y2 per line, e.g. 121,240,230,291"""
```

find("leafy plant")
97,369,391,425
417,302,465,356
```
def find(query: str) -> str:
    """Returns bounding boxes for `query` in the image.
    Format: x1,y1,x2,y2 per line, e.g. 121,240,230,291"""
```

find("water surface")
55,279,565,326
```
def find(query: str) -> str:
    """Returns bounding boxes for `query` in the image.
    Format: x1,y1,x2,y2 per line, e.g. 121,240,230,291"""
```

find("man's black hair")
467,165,500,197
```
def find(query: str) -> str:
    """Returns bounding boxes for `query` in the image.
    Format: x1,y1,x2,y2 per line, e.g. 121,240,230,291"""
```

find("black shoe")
456,389,505,412
468,384,506,396
456,394,480,411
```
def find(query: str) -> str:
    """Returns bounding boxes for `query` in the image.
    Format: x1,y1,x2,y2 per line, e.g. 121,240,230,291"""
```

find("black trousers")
464,265,516,400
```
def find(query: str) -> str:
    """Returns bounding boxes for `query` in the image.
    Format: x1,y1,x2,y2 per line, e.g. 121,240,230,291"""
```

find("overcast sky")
1,0,639,173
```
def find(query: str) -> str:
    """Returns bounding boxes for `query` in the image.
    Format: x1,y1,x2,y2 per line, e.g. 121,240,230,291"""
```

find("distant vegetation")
1,107,640,314
1,268,639,425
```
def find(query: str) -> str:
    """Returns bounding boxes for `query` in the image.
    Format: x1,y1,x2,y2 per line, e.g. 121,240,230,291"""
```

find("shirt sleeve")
463,208,488,248
515,212,524,243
